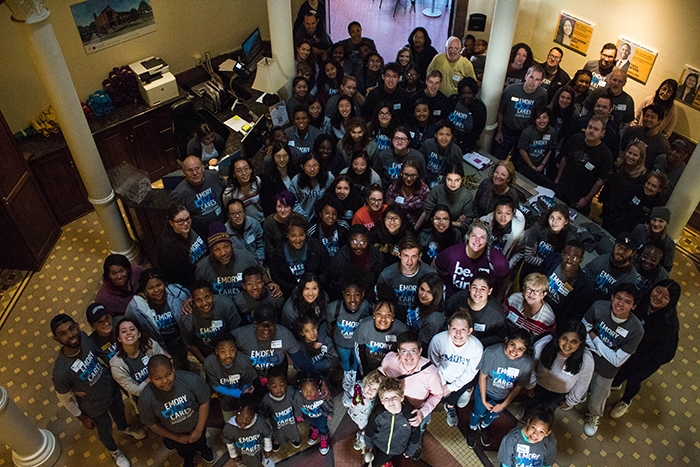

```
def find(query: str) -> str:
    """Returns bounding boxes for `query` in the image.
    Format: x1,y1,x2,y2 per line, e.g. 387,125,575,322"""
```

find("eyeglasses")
433,217,450,223
407,72,417,77
234,166,251,175
547,54,562,61
385,216,401,223
524,287,544,297
351,239,367,246
402,173,418,179
379,112,391,117
393,136,409,142
368,197,383,204
561,253,581,262
173,217,191,225
399,348,419,356
229,210,245,218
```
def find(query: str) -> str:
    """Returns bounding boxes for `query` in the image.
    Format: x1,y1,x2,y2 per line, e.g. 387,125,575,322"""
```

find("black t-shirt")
558,134,613,204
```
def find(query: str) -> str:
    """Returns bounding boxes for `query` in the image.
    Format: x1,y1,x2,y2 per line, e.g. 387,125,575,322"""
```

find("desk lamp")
252,57,288,98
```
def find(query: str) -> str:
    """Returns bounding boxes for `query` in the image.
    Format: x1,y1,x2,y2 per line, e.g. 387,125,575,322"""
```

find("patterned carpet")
1,213,699,466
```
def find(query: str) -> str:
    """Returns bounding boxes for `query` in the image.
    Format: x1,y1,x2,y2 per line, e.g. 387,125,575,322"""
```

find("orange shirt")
351,204,386,230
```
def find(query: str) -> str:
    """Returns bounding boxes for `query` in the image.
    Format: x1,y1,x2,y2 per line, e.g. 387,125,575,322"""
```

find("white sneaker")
457,388,473,408
584,414,600,436
110,449,131,467
353,431,365,450
445,403,458,427
610,400,630,419
120,426,147,440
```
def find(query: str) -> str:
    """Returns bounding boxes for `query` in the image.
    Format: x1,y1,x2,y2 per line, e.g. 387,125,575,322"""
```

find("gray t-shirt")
138,370,211,434
375,262,436,321
584,300,644,378
172,171,226,227
234,288,285,324
195,250,259,297
232,325,301,376
499,84,548,132
497,424,557,467
203,352,257,411
517,125,557,166
354,317,409,372
583,254,638,300
479,343,533,400
260,389,301,444
373,148,427,189
622,126,670,169
327,299,373,349
179,295,241,356
422,183,474,222
52,331,117,419
222,416,273,467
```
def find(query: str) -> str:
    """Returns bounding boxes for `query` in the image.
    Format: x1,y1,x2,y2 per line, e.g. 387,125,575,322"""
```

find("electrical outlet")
193,53,203,67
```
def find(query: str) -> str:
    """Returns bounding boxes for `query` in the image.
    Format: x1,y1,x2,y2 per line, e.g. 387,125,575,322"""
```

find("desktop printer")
128,56,179,106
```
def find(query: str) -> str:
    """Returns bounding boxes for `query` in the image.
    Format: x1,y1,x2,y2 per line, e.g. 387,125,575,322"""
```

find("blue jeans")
337,346,357,372
469,385,505,429
308,415,329,435
94,390,128,452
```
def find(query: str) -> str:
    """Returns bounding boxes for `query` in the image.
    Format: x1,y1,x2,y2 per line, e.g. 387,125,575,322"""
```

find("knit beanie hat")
208,221,231,249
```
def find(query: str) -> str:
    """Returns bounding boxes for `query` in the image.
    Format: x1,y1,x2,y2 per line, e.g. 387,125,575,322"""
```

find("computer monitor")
241,28,263,70
241,115,268,158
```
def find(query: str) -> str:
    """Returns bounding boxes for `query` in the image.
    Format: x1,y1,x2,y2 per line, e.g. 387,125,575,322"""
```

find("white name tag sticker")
212,320,223,329
631,196,640,205
511,96,520,102
617,104,627,111
394,196,405,204
453,74,461,82
71,359,83,372
288,141,295,147
517,444,530,454
474,323,486,332
433,110,441,116
142,355,150,366
543,134,551,141
393,103,401,110
386,334,397,342
584,161,595,171
616,327,629,337
245,234,255,243
410,131,416,138
507,311,519,323
271,340,282,349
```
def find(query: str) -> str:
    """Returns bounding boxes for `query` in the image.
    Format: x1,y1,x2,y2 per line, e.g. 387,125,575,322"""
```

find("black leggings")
612,362,659,404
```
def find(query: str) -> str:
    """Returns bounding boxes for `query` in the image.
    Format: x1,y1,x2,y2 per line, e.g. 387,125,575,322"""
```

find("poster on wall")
70,0,157,55
553,11,595,55
616,37,657,85
677,65,700,109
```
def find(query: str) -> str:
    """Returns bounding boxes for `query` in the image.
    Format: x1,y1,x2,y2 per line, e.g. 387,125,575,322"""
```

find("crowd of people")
49,3,688,467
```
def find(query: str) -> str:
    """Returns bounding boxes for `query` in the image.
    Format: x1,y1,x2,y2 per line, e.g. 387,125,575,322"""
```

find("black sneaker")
199,446,215,464
273,442,280,452
466,428,477,448
480,426,492,447
291,439,301,449
409,446,422,460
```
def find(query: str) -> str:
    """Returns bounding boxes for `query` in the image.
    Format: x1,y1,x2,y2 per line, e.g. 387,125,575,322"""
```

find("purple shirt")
434,243,510,298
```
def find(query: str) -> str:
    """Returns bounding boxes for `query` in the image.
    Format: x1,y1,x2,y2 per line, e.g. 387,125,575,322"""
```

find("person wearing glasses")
385,160,430,225
362,63,411,123
502,272,555,339
172,156,226,239
426,36,476,97
224,199,264,264
222,157,263,224
583,43,618,90
379,330,443,450
158,204,208,288
537,47,570,103
374,127,426,189
541,239,593,324
351,184,387,230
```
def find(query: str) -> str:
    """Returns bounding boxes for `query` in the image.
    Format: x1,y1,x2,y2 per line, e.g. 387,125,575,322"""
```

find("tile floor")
1,213,699,467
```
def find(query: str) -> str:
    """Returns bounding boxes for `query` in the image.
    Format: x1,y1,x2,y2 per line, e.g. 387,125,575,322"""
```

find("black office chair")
171,99,205,163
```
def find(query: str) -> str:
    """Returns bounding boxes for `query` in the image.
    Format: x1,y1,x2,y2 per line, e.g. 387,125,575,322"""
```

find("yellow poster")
616,37,657,85
677,65,700,110
553,11,595,55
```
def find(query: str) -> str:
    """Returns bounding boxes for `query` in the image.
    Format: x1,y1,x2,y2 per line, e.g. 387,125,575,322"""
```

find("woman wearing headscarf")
608,279,681,419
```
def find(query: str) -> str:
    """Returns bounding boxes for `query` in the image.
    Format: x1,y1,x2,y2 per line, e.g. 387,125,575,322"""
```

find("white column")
0,386,61,467
477,0,521,151
267,0,295,100
666,146,700,240
6,0,140,261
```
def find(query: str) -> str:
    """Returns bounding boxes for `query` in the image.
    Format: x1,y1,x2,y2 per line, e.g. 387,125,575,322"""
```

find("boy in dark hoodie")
609,279,680,419
364,377,421,467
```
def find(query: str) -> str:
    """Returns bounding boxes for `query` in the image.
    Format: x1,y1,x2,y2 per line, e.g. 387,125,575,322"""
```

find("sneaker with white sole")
319,435,329,455
445,403,458,427
120,426,146,440
199,445,216,464
610,400,630,419
457,388,473,408
353,431,365,450
291,439,301,449
610,383,623,391
308,427,319,445
110,449,131,467
584,414,600,436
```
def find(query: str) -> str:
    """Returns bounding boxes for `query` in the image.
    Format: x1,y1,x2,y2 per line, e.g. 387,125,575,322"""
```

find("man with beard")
652,139,688,189
51,314,145,467
196,222,278,298
173,156,226,238
583,234,639,302
538,46,570,102
633,242,668,295
584,43,617,90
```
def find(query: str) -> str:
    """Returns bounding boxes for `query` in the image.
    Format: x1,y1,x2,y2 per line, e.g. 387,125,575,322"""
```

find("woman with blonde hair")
599,141,647,222
503,272,555,339
472,160,519,219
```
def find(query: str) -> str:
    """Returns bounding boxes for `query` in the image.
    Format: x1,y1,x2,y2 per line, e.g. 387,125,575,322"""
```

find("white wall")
0,0,271,132
464,0,700,141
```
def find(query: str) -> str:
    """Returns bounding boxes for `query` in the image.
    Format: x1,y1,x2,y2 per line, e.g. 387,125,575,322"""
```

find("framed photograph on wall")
677,65,700,109
70,0,157,55
553,11,595,55
616,37,657,85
